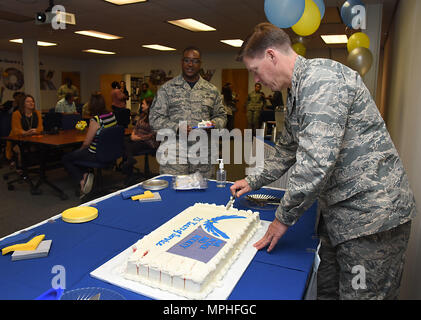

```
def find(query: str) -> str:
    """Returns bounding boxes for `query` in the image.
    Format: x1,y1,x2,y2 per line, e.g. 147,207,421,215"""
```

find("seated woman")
121,97,159,176
62,92,117,198
10,94,44,173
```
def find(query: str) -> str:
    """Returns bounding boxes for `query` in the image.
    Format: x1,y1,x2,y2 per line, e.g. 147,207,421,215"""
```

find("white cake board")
90,221,270,300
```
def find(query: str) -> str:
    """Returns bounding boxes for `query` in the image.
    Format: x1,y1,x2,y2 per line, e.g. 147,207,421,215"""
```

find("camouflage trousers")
317,216,411,300
246,109,261,131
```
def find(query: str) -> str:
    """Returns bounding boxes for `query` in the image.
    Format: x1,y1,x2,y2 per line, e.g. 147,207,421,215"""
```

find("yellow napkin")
131,190,154,200
2,234,45,255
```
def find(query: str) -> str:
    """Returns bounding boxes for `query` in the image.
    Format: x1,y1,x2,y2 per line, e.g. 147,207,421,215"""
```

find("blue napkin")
121,187,144,200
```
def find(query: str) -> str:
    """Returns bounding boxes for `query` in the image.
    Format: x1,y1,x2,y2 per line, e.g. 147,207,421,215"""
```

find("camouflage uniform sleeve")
149,86,179,133
210,92,227,129
245,125,298,189
275,69,348,226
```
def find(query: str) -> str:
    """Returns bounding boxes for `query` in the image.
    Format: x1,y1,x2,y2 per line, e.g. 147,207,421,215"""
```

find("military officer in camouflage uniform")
246,82,266,134
231,23,416,300
149,46,227,179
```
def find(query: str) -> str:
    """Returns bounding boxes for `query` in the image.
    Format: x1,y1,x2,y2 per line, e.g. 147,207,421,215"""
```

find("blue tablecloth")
0,175,319,300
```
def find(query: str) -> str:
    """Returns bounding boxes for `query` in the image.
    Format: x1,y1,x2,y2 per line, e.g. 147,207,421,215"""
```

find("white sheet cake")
123,203,260,299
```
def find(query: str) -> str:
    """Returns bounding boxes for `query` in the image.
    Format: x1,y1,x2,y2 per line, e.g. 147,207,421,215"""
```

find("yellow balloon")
347,32,370,53
292,42,307,56
292,0,321,37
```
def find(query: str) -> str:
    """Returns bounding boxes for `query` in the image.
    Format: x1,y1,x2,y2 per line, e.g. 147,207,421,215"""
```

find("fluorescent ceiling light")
82,49,116,55
9,39,57,46
103,0,147,5
220,39,244,48
321,34,348,44
36,41,57,47
167,18,216,32
75,30,122,40
142,44,176,51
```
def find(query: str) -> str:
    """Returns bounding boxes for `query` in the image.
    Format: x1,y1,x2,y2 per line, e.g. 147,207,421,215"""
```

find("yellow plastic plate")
62,206,98,223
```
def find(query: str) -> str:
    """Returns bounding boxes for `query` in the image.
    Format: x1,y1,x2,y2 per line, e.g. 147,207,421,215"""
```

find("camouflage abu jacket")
246,91,266,111
149,74,227,133
246,55,416,246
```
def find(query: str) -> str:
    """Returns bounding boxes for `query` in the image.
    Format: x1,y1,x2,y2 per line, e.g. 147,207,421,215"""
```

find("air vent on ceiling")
56,11,76,25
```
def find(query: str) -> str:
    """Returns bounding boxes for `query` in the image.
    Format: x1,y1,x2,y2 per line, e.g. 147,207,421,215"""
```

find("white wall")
385,0,421,300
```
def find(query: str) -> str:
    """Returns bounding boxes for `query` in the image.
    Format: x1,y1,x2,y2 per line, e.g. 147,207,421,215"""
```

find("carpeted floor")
0,143,247,239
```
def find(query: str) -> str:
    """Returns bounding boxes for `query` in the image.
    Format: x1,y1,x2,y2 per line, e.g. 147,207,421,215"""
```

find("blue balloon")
264,0,305,28
313,0,325,19
341,0,366,29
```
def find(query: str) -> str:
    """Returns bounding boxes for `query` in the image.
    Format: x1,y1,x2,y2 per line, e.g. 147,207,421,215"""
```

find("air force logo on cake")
167,215,246,263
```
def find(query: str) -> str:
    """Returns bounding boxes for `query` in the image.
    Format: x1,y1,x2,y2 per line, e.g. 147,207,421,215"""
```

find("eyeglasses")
182,58,201,65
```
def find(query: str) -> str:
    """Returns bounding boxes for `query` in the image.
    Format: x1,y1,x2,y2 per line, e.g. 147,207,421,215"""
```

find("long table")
1,128,131,200
0,175,319,300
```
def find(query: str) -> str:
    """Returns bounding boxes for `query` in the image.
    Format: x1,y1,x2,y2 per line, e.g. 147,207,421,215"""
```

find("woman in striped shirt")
62,92,117,198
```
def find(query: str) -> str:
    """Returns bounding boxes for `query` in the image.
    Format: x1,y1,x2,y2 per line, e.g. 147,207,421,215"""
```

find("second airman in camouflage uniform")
231,23,416,300
246,82,266,133
149,46,227,179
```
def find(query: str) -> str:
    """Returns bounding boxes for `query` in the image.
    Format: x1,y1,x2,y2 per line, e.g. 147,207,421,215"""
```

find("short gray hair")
237,22,292,61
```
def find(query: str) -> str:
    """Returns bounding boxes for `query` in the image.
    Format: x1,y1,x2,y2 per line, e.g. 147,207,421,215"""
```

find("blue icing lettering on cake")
124,203,261,299
155,217,203,247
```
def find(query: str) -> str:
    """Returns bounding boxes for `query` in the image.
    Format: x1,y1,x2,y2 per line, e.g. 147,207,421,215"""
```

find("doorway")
221,69,249,131
100,74,123,112
61,72,81,102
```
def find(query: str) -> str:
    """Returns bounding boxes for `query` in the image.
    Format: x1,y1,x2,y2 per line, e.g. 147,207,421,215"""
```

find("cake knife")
225,193,236,210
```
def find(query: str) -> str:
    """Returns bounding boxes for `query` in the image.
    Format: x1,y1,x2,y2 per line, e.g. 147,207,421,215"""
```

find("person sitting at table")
55,93,77,114
10,94,44,173
62,92,117,198
121,97,159,178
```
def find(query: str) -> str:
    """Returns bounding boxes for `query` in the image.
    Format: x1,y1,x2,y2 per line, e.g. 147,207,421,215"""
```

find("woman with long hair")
121,97,158,177
62,92,117,198
10,94,43,172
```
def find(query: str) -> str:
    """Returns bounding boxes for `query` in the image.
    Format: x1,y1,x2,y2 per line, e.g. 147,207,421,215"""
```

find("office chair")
43,110,62,134
3,141,43,194
261,121,276,140
0,111,12,165
61,113,82,130
115,108,131,128
73,125,125,195
1,111,38,193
